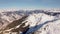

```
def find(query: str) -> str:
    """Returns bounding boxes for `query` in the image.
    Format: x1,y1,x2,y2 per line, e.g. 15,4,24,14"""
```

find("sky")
0,0,60,9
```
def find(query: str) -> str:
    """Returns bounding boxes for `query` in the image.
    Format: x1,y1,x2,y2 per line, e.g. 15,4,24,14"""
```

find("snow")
0,9,60,34
21,11,60,34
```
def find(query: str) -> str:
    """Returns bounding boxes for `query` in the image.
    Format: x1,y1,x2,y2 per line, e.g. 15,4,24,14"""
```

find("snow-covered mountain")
0,9,60,34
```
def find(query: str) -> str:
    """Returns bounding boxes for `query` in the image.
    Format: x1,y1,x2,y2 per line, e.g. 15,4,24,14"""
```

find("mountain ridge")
0,9,60,34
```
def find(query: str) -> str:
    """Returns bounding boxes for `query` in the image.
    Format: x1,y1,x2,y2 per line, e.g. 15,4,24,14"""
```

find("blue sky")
0,0,60,9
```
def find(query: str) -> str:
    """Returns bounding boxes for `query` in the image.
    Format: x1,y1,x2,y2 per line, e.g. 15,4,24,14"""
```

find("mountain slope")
0,9,60,34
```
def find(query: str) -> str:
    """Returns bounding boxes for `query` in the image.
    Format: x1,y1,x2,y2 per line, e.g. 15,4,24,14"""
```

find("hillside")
0,9,60,34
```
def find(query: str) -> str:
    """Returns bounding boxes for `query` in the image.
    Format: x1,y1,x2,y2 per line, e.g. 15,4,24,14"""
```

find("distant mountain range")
0,9,60,34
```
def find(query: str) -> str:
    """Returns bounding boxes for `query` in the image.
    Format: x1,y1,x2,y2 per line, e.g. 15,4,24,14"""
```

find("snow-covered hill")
0,9,60,34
